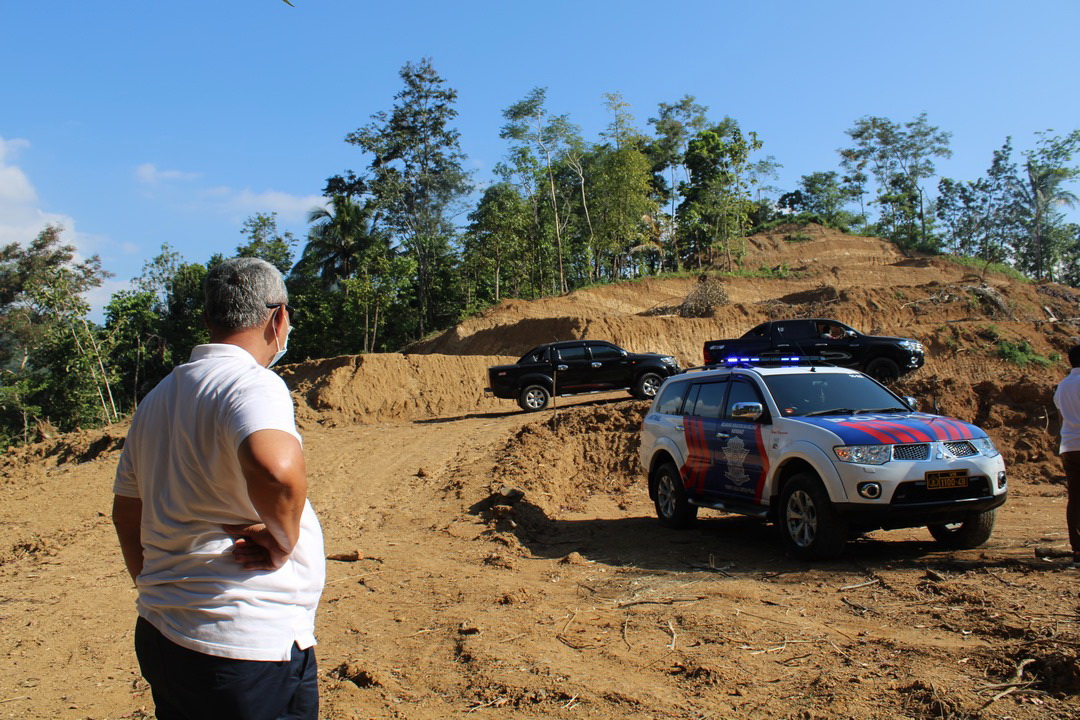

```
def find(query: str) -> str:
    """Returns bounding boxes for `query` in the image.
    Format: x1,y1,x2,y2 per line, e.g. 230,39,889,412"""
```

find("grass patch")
783,232,813,244
995,339,1053,367
943,255,1031,283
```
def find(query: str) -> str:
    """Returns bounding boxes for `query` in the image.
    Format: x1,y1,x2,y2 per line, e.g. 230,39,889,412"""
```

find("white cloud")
225,188,326,225
0,135,80,249
134,162,200,185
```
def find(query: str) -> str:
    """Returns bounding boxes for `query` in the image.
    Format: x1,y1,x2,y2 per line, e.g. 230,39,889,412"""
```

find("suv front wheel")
928,509,996,548
779,473,847,560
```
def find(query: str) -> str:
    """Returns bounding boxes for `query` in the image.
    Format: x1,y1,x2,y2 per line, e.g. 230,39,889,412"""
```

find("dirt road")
1,392,1078,719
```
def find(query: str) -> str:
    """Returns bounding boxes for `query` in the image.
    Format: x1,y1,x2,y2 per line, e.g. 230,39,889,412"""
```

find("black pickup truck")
486,340,682,412
702,318,924,382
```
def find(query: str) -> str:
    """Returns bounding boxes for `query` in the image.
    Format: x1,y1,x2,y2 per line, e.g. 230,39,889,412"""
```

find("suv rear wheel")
518,384,550,412
652,461,697,529
928,509,996,548
779,473,847,560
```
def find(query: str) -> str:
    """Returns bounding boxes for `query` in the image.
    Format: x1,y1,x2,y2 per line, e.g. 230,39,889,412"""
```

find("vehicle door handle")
557,365,568,371
715,432,731,439
591,362,601,367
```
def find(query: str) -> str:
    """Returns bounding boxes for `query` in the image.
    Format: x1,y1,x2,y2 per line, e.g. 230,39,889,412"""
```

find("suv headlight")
661,356,678,366
899,339,923,353
970,437,999,458
834,445,892,465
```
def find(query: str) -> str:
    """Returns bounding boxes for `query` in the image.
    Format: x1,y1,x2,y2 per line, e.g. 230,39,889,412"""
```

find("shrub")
995,339,1052,367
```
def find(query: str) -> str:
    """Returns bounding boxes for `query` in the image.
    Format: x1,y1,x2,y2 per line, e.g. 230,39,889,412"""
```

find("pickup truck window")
775,320,814,340
688,380,727,419
744,323,768,338
519,347,547,363
590,345,622,361
557,346,588,361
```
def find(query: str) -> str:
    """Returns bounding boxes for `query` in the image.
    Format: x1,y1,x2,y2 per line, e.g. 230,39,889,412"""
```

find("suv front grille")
944,441,977,457
892,444,930,461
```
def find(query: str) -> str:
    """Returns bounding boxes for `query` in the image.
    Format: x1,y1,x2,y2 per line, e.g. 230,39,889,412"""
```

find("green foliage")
237,213,297,275
840,114,951,251
344,57,472,337
777,171,860,231
678,118,764,270
783,232,812,243
0,225,114,444
995,339,1052,367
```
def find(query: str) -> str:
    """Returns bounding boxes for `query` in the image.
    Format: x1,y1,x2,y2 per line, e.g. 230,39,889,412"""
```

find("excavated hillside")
2,224,1080,719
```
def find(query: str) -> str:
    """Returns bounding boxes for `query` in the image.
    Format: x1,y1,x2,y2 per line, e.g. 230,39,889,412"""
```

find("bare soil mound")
277,352,516,426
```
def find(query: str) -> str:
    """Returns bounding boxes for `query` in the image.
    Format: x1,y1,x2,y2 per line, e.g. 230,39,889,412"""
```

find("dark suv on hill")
486,340,681,412
703,319,925,383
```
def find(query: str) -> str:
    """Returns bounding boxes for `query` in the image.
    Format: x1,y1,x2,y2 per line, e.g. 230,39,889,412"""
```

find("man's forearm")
112,495,144,582
238,430,307,554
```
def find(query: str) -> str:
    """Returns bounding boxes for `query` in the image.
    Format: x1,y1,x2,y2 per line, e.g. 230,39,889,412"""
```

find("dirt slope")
2,225,1080,719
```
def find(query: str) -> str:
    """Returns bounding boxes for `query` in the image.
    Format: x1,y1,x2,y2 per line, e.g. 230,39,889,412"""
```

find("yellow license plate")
925,470,969,490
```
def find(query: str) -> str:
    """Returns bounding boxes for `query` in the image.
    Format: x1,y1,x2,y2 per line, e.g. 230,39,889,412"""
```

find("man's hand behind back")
224,523,290,570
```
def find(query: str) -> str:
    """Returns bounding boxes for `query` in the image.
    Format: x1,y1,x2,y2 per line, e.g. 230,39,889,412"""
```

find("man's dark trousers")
1064,451,1080,555
135,617,318,720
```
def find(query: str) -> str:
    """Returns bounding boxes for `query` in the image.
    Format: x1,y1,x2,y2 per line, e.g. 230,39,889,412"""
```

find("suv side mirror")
902,395,918,411
731,402,764,422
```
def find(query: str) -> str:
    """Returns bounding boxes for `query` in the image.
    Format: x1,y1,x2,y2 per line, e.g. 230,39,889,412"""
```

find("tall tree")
0,225,114,442
344,58,471,337
463,182,530,303
303,195,381,287
1011,130,1080,281
840,114,951,251
678,118,763,269
935,139,1020,265
501,87,580,294
648,95,709,270
236,212,297,275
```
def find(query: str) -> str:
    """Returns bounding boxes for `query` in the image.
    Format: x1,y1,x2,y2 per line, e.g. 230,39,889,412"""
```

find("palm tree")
1013,162,1078,281
303,195,380,288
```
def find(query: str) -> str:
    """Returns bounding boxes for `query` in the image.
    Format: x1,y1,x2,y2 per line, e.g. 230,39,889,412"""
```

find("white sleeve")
113,442,140,498
224,371,301,450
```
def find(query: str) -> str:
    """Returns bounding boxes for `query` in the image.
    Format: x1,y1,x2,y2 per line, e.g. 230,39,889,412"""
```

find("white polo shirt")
114,344,325,661
1056,368,1080,453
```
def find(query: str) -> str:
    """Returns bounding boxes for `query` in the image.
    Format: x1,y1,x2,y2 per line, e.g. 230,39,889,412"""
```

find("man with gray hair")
112,257,325,719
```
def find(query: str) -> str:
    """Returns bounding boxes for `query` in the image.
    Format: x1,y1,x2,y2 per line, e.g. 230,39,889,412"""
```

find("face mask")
268,313,292,368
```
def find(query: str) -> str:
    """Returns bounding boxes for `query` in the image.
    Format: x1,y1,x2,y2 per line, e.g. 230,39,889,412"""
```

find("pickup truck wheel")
865,357,900,384
518,384,550,412
652,461,697,529
779,473,847,560
633,372,664,400
928,509,996,548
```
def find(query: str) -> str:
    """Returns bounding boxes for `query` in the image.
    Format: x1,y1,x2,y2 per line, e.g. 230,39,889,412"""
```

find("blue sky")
2,1,1078,316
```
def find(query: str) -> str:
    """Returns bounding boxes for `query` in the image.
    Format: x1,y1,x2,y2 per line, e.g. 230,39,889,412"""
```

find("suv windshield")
762,373,906,417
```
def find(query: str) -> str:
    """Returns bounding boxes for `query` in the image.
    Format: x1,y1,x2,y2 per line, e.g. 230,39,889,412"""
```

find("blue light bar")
720,355,820,367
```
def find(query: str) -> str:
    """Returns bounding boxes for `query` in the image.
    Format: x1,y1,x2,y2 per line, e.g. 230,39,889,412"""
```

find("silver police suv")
639,362,1008,559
